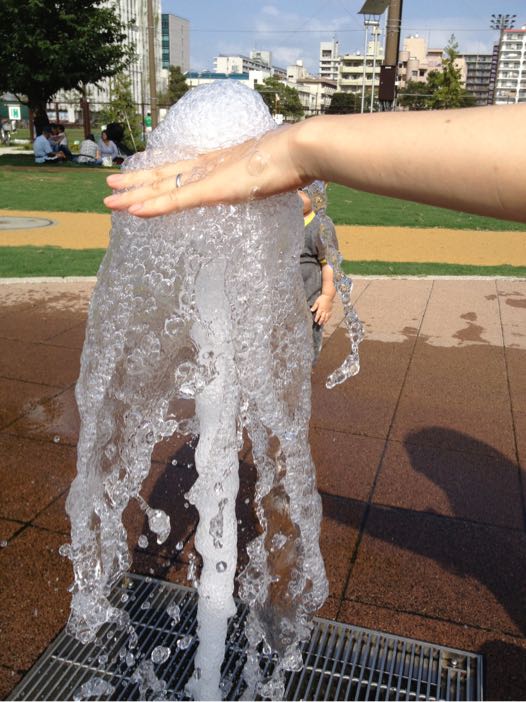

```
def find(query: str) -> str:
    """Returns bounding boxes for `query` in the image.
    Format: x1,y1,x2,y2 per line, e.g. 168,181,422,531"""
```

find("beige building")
319,39,341,81
337,28,384,95
398,35,466,89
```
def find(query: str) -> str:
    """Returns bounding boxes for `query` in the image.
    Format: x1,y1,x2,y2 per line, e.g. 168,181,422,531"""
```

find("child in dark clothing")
298,184,337,363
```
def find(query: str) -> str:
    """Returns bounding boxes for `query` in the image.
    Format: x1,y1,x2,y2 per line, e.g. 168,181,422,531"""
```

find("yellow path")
1,210,525,266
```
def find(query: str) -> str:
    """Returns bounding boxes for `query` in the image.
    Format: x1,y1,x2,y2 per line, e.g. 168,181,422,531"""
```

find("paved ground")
2,209,526,265
0,277,525,700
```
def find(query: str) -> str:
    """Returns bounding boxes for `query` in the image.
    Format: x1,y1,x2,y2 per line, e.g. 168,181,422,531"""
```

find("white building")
162,14,190,73
494,26,526,104
319,39,340,80
213,52,286,79
286,61,337,115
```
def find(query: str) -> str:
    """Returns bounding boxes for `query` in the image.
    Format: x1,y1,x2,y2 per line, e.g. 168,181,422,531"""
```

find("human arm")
104,105,526,223
311,263,336,325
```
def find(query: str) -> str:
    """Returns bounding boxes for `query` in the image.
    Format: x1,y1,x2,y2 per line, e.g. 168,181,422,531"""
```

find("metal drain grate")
11,574,483,701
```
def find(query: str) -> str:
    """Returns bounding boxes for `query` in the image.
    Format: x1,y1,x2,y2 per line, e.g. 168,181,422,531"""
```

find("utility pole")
146,0,159,128
379,0,404,110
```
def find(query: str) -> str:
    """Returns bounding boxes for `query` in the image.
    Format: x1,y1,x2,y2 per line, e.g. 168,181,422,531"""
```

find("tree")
326,92,361,114
427,37,476,109
397,81,431,110
398,36,475,111
255,77,304,120
100,74,143,152
0,0,131,133
158,66,189,108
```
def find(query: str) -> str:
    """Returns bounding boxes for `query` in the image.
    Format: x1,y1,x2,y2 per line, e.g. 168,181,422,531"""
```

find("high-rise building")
213,53,286,79
463,54,494,105
494,26,526,104
161,14,190,72
319,40,340,80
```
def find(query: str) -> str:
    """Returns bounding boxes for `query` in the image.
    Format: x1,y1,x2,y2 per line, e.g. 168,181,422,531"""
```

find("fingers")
106,162,184,191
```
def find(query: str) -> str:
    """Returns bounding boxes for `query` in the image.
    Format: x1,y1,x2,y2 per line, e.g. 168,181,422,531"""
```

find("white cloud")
261,5,280,16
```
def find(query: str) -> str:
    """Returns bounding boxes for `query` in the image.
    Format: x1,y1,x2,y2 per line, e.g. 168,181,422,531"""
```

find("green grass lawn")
1,153,525,230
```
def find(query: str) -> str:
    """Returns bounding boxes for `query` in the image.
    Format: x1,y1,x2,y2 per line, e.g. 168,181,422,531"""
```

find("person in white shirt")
33,126,65,164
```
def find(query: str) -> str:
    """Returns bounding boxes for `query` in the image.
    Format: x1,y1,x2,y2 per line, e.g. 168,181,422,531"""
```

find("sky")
161,0,526,73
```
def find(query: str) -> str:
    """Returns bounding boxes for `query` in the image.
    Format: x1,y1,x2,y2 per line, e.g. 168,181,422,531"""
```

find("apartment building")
494,26,526,104
338,29,384,95
463,54,494,105
319,39,340,80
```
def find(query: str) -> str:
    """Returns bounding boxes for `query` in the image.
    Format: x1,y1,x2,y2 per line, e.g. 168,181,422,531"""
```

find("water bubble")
0,540,8,548
151,645,171,664
177,634,193,650
58,543,71,558
171,459,178,466
246,149,268,176
125,652,135,667
53,435,60,443
138,535,148,548
175,540,184,550
140,600,151,610
98,653,108,665
120,593,129,603
216,561,227,573
167,602,180,623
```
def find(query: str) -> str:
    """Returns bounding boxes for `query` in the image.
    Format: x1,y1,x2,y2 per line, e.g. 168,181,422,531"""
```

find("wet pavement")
0,277,525,700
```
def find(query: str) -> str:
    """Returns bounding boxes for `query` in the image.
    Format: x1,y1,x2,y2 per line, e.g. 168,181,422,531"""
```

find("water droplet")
120,593,129,603
98,653,108,665
0,540,8,548
184,502,189,509
125,652,135,667
58,543,71,558
177,634,192,650
151,645,171,664
216,561,227,573
140,600,151,610
138,535,148,548
171,459,178,466
176,540,184,550
53,435,60,443
167,602,180,623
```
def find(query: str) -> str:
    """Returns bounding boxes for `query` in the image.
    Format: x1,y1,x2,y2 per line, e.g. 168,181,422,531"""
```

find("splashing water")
65,80,361,700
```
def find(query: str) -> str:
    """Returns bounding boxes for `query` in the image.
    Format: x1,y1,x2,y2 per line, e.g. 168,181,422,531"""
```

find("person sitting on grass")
76,134,102,166
33,126,66,164
49,123,74,160
99,130,120,165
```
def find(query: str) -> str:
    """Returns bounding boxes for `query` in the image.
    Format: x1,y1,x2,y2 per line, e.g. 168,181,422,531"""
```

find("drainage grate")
11,574,483,701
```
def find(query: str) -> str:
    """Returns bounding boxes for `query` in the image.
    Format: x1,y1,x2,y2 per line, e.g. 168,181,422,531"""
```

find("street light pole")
146,0,159,128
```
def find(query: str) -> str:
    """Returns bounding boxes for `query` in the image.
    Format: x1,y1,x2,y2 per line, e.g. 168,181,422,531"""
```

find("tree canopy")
158,66,189,108
0,0,131,130
398,36,475,110
255,77,304,120
326,92,361,114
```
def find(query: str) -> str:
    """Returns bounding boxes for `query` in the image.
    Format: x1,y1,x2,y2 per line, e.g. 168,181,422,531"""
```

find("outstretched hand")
104,124,312,218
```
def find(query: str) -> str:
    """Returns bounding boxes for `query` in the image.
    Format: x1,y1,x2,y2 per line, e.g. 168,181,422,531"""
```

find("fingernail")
107,174,123,184
103,196,116,207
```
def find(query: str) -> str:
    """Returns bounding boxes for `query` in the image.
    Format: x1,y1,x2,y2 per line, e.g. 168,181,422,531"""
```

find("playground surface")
1,208,526,267
0,276,525,700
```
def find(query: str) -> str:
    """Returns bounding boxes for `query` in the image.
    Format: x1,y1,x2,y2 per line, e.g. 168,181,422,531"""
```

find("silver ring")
175,173,183,189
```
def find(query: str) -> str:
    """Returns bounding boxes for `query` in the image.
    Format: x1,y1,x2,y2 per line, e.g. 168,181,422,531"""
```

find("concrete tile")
373,438,524,529
346,505,526,638
45,321,87,350
0,338,80,387
400,339,509,405
7,387,79,446
391,392,516,462
350,279,432,345
316,595,339,621
339,600,526,702
311,427,385,502
32,493,69,534
506,347,526,414
0,434,76,522
0,518,23,542
0,526,72,670
421,279,502,348
320,494,365,601
0,378,58,431
312,334,412,438
0,307,83,344
496,280,526,351
0,667,22,700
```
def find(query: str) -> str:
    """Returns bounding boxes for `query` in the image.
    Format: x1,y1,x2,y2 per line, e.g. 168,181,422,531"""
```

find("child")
298,183,337,363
